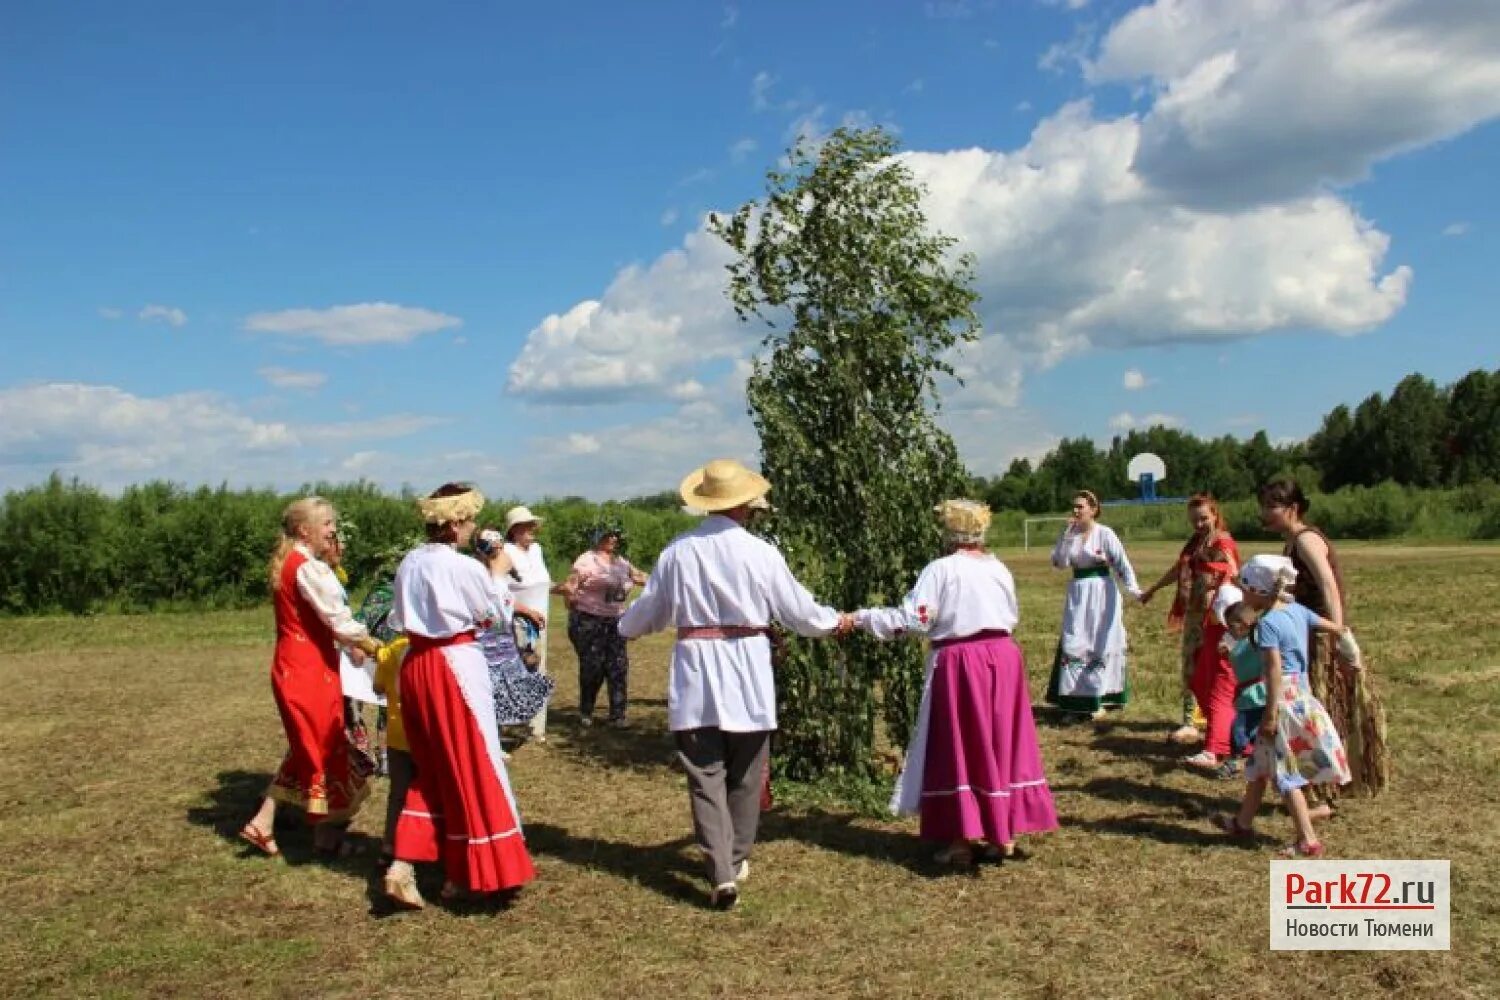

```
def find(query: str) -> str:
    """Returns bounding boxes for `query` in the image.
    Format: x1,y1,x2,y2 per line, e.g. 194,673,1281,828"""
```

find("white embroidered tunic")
616,515,841,732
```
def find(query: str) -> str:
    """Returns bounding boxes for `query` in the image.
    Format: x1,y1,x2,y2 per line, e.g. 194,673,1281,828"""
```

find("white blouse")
390,543,507,639
1050,523,1141,596
856,551,1020,641
292,542,370,645
503,540,552,620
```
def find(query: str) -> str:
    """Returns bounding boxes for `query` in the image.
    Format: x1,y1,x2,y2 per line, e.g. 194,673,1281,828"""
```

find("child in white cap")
1215,555,1357,857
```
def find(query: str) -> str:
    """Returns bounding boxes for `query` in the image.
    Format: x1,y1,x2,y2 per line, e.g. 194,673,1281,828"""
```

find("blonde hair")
268,496,334,591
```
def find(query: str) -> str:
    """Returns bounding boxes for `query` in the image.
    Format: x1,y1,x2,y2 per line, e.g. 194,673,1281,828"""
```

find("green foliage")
712,125,980,779
0,481,695,615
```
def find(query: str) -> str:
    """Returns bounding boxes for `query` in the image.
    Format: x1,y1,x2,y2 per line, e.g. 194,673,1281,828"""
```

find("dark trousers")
382,748,414,850
674,728,771,887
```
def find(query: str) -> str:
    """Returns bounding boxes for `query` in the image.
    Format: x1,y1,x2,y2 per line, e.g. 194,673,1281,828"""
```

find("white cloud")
660,207,680,227
97,307,123,320
257,366,328,391
721,4,738,30
244,303,461,346
564,433,602,455
1015,100,1033,112
1089,0,1500,207
751,71,775,112
138,304,187,327
1108,411,1182,431
1122,368,1150,390
1443,221,1471,237
729,137,758,163
904,78,926,95
0,382,442,492
506,228,746,402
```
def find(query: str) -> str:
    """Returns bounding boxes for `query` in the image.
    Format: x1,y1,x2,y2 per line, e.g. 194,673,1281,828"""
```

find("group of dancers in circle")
235,459,1387,912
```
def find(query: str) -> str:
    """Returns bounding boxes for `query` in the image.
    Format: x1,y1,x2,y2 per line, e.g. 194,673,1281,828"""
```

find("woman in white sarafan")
1043,489,1143,721
855,500,1058,866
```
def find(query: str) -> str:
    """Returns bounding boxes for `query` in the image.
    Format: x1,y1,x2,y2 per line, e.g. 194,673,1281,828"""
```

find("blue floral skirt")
479,625,556,727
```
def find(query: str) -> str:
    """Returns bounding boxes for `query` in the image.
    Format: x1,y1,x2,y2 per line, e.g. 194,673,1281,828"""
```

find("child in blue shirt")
1216,555,1353,858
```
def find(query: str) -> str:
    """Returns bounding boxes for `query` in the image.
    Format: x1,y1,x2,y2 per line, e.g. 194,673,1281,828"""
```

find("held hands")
1137,586,1155,606
1259,712,1278,739
834,612,858,637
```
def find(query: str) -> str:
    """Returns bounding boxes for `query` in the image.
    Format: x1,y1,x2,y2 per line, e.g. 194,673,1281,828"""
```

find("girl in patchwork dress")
1217,555,1359,858
1044,490,1143,720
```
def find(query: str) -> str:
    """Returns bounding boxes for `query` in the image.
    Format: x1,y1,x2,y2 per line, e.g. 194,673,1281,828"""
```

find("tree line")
972,368,1500,514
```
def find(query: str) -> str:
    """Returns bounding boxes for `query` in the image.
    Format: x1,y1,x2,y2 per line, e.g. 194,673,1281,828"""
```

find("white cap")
504,505,543,535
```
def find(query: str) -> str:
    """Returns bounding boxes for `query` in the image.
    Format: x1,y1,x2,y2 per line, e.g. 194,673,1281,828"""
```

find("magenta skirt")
919,632,1059,844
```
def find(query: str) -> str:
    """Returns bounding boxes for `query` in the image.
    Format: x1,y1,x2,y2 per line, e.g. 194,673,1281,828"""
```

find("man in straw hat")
618,458,852,910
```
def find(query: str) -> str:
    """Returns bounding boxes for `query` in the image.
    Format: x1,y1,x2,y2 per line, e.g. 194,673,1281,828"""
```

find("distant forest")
961,368,1500,514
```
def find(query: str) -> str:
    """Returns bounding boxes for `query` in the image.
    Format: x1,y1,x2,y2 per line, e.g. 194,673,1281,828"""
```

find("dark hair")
1257,478,1309,517
1224,601,1257,626
424,482,475,543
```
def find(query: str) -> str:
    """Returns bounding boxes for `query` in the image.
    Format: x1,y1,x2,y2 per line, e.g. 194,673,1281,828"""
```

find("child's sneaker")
1212,758,1243,780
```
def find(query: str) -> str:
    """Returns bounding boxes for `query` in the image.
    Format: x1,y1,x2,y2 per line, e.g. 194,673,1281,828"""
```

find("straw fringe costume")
1286,527,1389,795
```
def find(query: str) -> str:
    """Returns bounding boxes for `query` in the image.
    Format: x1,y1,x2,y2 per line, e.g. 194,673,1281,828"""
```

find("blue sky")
3,0,1497,499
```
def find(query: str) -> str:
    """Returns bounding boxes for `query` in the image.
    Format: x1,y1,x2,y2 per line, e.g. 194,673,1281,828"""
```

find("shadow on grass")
524,822,710,906
185,768,385,878
533,714,680,776
1061,811,1259,849
759,809,985,881
1053,775,1232,817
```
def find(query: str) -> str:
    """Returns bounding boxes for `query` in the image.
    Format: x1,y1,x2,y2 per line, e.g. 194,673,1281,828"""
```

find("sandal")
1214,814,1254,839
1278,840,1326,859
1183,751,1220,770
238,823,280,857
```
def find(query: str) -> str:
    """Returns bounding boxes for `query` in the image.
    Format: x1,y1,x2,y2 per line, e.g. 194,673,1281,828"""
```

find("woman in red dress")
239,497,381,858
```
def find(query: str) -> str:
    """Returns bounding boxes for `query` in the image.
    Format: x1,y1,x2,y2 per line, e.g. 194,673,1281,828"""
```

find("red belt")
677,625,770,641
932,629,1011,650
407,630,476,653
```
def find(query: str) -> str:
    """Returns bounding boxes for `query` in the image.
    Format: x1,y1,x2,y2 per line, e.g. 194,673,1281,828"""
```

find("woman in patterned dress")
559,524,646,728
1140,494,1241,770
473,529,554,746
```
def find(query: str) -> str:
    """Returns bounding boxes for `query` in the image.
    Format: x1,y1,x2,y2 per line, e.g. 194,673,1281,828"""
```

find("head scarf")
473,528,505,558
936,499,991,546
1240,554,1298,596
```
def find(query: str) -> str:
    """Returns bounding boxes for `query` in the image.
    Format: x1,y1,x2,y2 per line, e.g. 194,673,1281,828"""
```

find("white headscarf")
1239,554,1297,596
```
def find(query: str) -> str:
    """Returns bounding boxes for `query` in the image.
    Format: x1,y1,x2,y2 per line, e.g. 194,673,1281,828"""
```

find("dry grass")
2,541,1497,999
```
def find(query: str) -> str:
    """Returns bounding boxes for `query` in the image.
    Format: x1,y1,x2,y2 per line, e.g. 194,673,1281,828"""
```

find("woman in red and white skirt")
382,483,536,909
853,499,1058,865
240,497,381,859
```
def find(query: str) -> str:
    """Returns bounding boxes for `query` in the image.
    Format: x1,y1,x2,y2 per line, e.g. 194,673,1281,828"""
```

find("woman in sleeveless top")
1257,479,1389,795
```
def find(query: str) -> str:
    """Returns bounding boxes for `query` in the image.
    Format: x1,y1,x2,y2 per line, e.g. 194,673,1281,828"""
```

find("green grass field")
4,541,1497,998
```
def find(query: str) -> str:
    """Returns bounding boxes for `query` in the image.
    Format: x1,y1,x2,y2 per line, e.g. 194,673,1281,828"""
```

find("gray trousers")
674,728,770,887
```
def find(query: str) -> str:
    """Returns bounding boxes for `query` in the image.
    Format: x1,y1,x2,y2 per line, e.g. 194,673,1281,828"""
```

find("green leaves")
714,125,980,779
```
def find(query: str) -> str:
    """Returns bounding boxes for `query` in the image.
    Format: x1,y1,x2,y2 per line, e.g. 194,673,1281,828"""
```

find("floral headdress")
417,486,485,526
935,499,991,545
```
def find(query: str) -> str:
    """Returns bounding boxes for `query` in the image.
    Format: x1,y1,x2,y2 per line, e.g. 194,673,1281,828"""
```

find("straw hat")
504,505,544,536
679,459,771,513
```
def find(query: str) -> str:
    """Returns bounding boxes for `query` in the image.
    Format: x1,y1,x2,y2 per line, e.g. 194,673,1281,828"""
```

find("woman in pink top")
560,523,646,728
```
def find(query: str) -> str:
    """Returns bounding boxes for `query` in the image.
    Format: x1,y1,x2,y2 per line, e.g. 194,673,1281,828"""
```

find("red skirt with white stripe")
394,634,535,893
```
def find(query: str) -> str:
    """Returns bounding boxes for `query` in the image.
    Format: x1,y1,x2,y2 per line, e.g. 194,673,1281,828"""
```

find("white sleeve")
295,560,371,645
1051,528,1072,569
856,563,940,641
1103,528,1141,596
617,558,673,638
767,550,841,638
459,560,506,628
